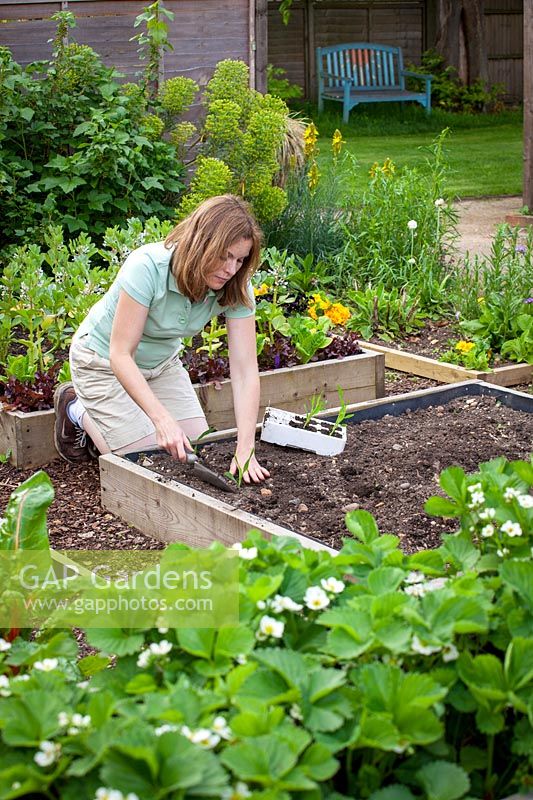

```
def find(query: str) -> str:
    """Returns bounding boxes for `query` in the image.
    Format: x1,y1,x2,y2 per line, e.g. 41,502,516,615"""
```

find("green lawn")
316,117,522,199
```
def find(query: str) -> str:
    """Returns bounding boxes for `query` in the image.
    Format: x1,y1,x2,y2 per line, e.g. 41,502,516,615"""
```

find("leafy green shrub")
408,50,505,114
176,60,290,223
0,457,532,798
0,12,183,248
267,64,303,102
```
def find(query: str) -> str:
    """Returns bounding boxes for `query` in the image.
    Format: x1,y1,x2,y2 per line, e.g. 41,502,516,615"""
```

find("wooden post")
255,0,268,93
525,0,533,209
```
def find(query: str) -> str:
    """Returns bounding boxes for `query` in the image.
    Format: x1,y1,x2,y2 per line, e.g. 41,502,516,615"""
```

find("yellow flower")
254,283,269,297
369,161,380,178
331,129,344,159
325,302,350,326
308,303,318,320
455,340,475,354
382,157,396,177
307,160,320,192
477,296,485,304
303,122,319,158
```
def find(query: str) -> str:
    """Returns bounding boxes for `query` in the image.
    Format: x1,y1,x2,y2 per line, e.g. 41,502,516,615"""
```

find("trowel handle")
185,451,198,465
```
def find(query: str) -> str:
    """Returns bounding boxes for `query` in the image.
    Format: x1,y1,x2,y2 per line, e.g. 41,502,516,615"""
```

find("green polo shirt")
76,241,255,369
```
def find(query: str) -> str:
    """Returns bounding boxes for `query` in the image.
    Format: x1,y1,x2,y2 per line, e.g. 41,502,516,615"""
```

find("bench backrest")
317,43,404,91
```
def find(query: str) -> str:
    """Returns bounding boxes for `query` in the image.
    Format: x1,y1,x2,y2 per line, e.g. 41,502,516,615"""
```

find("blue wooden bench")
316,43,432,123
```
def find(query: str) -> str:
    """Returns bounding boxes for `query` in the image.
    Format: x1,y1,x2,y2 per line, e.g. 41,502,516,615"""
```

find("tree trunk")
435,0,487,86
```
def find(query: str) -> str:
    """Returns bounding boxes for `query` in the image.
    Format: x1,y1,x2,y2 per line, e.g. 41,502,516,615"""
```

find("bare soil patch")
138,395,533,553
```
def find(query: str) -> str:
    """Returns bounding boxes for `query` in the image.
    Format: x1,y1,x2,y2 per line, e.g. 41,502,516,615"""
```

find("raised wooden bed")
0,407,56,469
505,212,533,227
362,341,532,387
99,380,532,552
0,350,384,468
195,349,385,429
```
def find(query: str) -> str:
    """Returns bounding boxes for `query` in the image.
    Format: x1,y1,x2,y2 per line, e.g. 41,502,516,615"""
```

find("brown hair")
164,195,262,308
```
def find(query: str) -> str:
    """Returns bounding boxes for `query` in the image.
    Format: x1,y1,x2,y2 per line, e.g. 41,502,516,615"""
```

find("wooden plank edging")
361,341,532,387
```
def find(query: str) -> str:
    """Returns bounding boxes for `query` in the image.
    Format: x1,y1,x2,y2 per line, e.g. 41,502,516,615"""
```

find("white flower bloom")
0,638,12,652
289,703,303,721
497,547,510,557
434,198,445,207
34,740,61,768
157,627,169,634
149,639,172,656
304,586,330,610
256,600,267,610
481,524,495,538
479,507,496,521
424,577,447,592
95,789,126,800
442,643,459,663
154,723,179,736
467,491,485,509
190,728,220,749
231,543,257,560
0,675,11,697
501,520,522,538
411,635,441,656
407,219,418,230
212,715,232,740
270,594,303,613
405,571,425,584
136,649,152,669
14,674,29,682
58,711,70,727
321,577,345,594
34,658,58,672
467,483,482,494
404,582,426,597
258,615,285,639
504,487,521,502
517,494,533,509
11,784,21,791
180,725,193,740
236,653,247,665
68,727,80,736
221,782,252,800
71,713,91,728
76,680,89,689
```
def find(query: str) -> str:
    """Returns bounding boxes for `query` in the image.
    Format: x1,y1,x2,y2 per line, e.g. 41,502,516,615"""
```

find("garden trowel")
183,451,237,493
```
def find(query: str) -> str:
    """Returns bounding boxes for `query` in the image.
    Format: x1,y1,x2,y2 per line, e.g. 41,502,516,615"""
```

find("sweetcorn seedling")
330,385,354,436
302,393,327,428
225,448,255,488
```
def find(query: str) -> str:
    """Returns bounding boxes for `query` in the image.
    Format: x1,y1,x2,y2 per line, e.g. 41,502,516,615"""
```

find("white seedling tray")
260,406,347,457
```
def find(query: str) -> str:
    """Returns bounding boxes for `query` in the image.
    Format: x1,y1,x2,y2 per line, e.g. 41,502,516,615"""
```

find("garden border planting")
0,349,384,468
99,380,533,551
362,341,532,386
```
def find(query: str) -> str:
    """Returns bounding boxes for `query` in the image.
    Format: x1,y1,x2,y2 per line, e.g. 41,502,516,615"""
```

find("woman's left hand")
230,449,270,484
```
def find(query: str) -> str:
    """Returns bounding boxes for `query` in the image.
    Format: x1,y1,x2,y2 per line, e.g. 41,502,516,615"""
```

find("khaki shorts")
70,334,205,451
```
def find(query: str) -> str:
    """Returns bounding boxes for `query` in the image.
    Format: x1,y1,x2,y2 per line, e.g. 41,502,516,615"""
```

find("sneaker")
53,382,91,464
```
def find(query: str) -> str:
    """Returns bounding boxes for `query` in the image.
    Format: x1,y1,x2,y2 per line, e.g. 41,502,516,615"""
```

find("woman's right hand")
155,414,192,461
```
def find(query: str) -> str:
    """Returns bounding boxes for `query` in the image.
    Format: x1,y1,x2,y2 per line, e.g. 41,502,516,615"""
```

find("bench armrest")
401,70,433,86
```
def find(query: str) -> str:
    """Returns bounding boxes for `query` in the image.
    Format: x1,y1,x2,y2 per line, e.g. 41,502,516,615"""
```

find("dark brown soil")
140,395,533,553
0,376,530,555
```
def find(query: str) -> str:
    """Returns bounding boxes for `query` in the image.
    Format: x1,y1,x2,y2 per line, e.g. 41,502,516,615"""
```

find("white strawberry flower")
58,711,70,727
270,594,303,613
404,582,427,597
497,547,510,557
479,507,496,520
231,543,257,560
501,520,522,538
481,524,495,538
0,638,12,652
411,635,441,656
33,658,58,672
236,653,247,664
212,715,232,740
150,639,172,656
321,577,345,594
404,571,424,584
442,643,459,662
34,740,61,768
154,723,179,736
468,491,485,509
303,586,330,610
258,615,285,639
467,482,482,494
136,649,152,669
190,728,220,749
0,675,11,697
504,487,521,502
517,494,533,509
221,782,252,800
